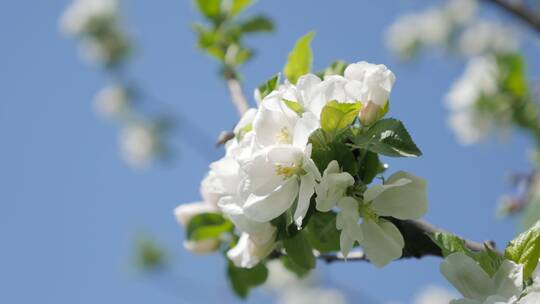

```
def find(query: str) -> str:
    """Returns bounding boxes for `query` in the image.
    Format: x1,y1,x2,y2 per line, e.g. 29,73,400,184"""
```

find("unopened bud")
360,101,382,126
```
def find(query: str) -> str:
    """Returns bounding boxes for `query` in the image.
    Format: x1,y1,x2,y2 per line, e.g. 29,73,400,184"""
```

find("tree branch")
223,68,249,117
482,0,540,34
314,218,498,264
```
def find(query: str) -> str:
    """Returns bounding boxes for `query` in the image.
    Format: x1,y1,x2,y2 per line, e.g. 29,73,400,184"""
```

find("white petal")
293,111,320,148
440,252,494,300
227,233,275,268
519,291,540,304
340,230,356,258
183,239,220,254
173,202,216,227
294,173,316,227
367,171,428,220
233,108,258,134
243,177,300,222
492,260,522,299
360,219,404,267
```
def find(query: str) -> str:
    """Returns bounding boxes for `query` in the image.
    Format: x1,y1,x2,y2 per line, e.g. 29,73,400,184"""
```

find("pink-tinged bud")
360,101,382,126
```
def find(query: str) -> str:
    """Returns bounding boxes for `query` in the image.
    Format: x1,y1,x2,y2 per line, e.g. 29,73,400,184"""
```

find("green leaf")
475,247,503,278
284,32,314,84
504,220,540,280
497,53,528,98
320,101,362,133
430,232,470,257
305,211,341,253
283,230,316,270
281,256,310,278
186,213,233,241
194,0,221,20
229,0,253,17
256,74,280,101
283,99,304,115
430,232,503,277
358,151,381,184
352,118,422,157
227,261,268,298
309,129,358,176
240,15,274,33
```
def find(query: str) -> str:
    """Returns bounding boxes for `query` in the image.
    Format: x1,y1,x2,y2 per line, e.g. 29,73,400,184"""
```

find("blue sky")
1,0,539,303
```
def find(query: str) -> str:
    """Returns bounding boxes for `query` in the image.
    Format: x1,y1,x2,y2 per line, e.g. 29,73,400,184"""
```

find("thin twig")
482,0,540,33
223,67,249,116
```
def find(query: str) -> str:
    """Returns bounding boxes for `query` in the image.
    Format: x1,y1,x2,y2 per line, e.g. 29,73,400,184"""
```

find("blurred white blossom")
94,85,130,118
445,56,499,145
459,20,519,56
120,124,160,169
386,0,477,57
60,0,117,35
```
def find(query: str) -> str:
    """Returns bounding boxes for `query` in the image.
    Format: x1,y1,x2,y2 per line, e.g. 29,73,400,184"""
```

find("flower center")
275,127,292,144
359,203,379,222
275,164,299,178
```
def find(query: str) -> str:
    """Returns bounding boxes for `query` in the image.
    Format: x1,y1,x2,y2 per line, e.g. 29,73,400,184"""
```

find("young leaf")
320,101,361,133
352,118,422,157
430,232,503,277
309,132,358,176
256,74,280,101
430,232,469,257
283,99,304,115
283,230,316,270
194,0,221,20
227,261,268,298
284,32,314,84
504,220,540,280
229,0,253,17
186,213,233,241
240,15,274,33
305,211,341,253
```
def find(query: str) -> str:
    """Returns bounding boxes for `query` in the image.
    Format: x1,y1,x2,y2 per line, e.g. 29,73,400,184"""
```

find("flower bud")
360,101,382,126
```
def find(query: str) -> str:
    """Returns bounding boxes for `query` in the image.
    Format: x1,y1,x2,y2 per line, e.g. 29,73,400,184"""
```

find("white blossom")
315,160,355,212
241,145,321,226
386,0,478,57
60,0,117,35
335,171,427,265
344,61,396,107
227,232,276,268
440,252,531,304
120,124,159,169
336,196,364,258
445,56,499,145
459,20,519,56
94,85,129,118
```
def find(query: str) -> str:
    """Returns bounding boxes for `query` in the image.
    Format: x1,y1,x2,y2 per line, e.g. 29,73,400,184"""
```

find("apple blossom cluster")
445,56,499,145
174,60,428,281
